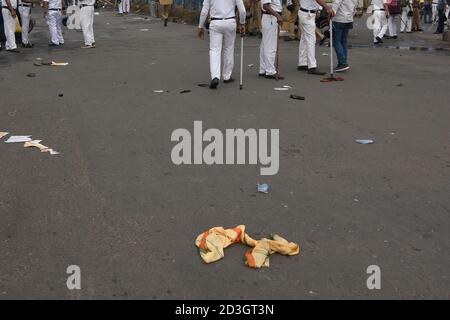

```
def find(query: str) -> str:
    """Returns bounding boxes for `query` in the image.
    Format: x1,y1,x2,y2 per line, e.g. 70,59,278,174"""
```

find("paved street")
1,9,449,299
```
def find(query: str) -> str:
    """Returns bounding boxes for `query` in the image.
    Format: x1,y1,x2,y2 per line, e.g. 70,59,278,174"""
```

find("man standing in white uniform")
79,0,95,48
371,0,389,44
198,0,246,89
44,0,64,47
297,0,334,75
259,0,283,79
2,0,20,52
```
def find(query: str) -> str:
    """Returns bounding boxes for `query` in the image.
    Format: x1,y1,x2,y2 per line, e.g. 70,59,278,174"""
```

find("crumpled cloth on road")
195,225,300,268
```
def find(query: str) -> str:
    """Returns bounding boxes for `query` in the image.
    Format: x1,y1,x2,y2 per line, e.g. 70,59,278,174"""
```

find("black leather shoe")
22,43,34,48
307,68,326,75
6,48,20,53
48,43,59,47
223,77,235,83
265,74,284,80
258,73,266,77
376,36,383,43
297,65,308,71
209,78,219,89
164,19,168,27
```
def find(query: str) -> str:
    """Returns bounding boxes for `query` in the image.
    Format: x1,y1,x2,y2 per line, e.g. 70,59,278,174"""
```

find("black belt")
210,16,235,21
19,4,32,7
49,8,62,11
1,6,12,9
375,8,385,11
80,4,94,7
300,7,317,14
262,11,282,15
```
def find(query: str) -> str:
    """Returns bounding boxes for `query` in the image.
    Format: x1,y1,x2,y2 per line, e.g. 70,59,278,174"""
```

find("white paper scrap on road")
153,90,165,93
24,140,48,151
5,135,32,143
0,132,9,140
356,139,374,145
274,87,290,91
51,61,69,66
43,149,60,155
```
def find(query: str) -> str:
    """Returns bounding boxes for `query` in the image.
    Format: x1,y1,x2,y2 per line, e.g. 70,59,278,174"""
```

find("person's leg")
209,21,223,80
264,16,278,76
259,15,267,74
88,6,95,44
118,0,123,14
342,27,349,65
400,8,407,32
288,5,299,39
126,0,130,13
162,5,169,20
378,12,388,38
47,11,59,45
373,11,381,41
80,7,91,45
2,9,17,50
19,7,30,45
432,4,437,23
298,11,316,68
387,15,394,36
222,20,237,80
436,9,445,33
298,11,308,67
391,14,398,36
407,13,413,32
56,12,64,44
333,23,344,66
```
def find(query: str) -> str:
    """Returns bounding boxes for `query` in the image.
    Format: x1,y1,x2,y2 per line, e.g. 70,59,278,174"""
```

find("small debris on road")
290,94,305,100
356,139,374,144
257,183,269,194
5,136,32,143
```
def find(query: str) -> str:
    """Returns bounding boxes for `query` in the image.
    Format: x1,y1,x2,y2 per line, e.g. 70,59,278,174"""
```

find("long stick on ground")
240,35,244,90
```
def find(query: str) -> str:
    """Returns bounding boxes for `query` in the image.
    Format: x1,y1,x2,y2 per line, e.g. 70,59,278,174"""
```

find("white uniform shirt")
199,0,246,27
4,0,18,9
371,0,387,10
332,0,359,23
44,0,62,10
300,0,320,11
261,0,283,13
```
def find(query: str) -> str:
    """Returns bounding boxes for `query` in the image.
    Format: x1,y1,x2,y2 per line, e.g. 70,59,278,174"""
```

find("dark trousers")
436,9,446,33
423,5,432,24
332,21,352,66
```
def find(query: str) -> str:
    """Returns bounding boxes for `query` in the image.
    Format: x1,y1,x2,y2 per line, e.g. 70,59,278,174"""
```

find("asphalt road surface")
1,9,449,299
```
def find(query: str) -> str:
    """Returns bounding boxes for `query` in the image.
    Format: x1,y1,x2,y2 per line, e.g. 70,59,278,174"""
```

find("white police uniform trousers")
209,19,236,80
259,14,278,76
119,0,129,13
2,7,17,50
400,7,412,32
373,9,388,41
80,5,95,45
298,10,317,69
18,5,31,44
47,9,64,45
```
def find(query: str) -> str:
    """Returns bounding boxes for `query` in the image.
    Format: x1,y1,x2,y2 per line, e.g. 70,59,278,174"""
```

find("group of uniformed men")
198,0,351,89
1,0,96,52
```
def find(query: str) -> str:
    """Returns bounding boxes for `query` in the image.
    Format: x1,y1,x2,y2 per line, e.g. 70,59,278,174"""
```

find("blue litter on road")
257,183,269,194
